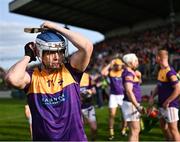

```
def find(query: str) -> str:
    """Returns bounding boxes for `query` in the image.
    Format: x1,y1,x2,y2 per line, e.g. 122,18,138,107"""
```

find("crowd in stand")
90,23,180,81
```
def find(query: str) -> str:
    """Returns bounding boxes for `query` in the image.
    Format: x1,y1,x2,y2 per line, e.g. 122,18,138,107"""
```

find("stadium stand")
8,0,180,82
91,23,180,81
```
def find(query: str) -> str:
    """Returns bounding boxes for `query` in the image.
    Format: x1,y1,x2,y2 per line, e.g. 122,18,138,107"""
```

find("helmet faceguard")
36,30,66,59
35,30,67,69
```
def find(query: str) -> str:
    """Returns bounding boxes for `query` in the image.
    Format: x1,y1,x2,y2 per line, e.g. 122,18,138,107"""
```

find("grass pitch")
0,98,164,141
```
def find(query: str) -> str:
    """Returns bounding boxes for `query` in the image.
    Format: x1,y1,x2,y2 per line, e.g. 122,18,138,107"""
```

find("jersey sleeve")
124,72,134,84
65,63,83,84
23,68,34,93
166,68,179,85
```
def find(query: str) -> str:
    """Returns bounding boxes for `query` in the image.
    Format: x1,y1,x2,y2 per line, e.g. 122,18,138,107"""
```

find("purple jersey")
108,70,124,95
157,66,179,108
80,73,93,109
122,69,142,103
24,63,87,141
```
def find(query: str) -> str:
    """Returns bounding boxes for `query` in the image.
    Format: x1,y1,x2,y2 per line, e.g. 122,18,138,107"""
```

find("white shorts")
108,94,124,108
82,106,96,122
159,107,179,123
121,101,140,121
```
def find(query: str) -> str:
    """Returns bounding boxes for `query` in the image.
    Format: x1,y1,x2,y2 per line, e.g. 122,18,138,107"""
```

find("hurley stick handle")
24,28,48,33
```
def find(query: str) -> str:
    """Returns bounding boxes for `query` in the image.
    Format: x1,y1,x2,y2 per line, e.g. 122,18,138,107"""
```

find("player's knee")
130,128,140,136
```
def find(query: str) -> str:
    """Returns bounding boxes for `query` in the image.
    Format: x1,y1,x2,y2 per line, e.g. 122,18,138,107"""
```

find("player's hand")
24,42,37,62
86,90,92,95
162,100,170,109
136,105,145,114
41,21,58,30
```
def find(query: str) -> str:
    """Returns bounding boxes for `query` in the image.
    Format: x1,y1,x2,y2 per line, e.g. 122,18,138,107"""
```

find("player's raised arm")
5,42,36,89
41,21,93,72
101,63,111,76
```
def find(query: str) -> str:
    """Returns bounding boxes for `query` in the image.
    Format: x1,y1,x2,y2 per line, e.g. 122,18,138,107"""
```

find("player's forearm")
101,64,111,76
127,90,139,108
53,25,93,54
166,84,180,103
65,30,93,71
125,83,139,107
5,56,30,87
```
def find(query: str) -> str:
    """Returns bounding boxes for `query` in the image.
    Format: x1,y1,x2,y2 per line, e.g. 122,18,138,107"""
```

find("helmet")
110,58,124,71
36,30,66,59
112,58,124,66
122,53,138,64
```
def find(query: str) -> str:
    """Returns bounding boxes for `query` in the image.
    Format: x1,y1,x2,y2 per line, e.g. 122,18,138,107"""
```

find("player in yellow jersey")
101,58,127,140
121,53,144,142
149,49,180,141
5,21,93,141
80,72,97,141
